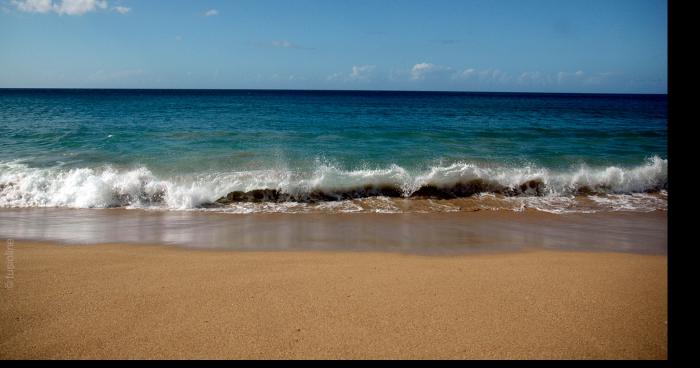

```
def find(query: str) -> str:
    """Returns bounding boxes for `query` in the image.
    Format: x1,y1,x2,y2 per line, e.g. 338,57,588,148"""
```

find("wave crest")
0,157,667,211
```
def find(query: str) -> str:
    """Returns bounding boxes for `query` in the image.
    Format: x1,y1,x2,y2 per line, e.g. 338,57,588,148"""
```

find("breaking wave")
0,156,667,213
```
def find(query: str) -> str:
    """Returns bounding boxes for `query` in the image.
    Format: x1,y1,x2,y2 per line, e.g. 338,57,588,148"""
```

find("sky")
0,0,667,93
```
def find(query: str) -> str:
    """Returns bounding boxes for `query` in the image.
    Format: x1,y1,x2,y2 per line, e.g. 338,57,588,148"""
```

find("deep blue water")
0,89,666,172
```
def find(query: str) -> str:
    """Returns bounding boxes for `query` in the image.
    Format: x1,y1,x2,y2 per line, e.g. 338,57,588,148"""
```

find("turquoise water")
0,89,667,212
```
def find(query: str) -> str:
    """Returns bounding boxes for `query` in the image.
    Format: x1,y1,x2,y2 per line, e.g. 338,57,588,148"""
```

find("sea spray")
0,157,667,212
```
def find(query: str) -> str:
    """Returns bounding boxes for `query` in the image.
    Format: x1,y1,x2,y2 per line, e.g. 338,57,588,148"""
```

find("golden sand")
0,242,666,359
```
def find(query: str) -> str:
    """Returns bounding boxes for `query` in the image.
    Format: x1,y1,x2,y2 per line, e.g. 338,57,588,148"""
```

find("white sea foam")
0,157,667,213
586,192,668,212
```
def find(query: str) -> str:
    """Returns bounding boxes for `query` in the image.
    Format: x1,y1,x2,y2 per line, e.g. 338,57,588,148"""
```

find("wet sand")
0,241,667,359
0,208,667,253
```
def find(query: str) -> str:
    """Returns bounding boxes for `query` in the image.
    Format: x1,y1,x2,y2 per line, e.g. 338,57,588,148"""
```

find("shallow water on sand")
0,208,667,254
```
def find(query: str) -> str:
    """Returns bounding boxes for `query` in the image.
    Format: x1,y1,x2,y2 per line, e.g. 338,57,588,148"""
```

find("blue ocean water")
0,89,667,212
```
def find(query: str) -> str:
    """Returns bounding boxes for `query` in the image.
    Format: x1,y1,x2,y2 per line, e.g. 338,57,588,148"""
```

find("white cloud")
267,73,307,82
519,71,554,85
455,68,476,79
111,5,129,14
271,40,296,48
13,0,113,15
410,62,451,80
268,40,315,50
555,70,585,84
512,70,591,86
327,65,376,82
350,65,375,80
515,69,618,88
477,68,511,83
454,67,511,83
325,73,343,81
13,0,53,13
204,9,218,16
582,71,616,86
56,0,106,15
410,62,434,80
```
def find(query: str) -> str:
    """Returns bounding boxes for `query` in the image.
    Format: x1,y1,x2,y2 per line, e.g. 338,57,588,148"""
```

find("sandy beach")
0,241,667,359
0,1,669,360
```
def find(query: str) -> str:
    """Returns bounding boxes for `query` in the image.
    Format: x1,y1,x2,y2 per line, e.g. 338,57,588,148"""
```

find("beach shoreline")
0,241,667,359
0,208,667,254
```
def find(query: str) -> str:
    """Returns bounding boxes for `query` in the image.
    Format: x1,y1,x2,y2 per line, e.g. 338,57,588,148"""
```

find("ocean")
0,89,667,214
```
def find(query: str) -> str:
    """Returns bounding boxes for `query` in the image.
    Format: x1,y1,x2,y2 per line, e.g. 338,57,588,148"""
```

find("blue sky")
0,0,667,93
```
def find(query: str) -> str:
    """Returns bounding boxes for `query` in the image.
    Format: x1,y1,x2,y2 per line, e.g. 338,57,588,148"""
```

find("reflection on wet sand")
0,208,666,254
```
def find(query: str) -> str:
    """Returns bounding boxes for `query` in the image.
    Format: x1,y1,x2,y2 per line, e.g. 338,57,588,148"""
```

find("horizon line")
0,87,668,96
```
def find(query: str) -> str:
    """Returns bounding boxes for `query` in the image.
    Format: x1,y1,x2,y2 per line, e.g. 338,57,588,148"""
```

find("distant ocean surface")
0,89,667,214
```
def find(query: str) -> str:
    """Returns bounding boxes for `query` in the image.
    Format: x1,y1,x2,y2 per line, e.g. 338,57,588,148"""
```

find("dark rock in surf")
215,189,285,204
215,191,245,204
410,179,502,199
575,186,595,195
142,189,166,203
410,185,455,199
248,189,284,202
517,179,545,196
215,184,406,204
199,201,224,208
